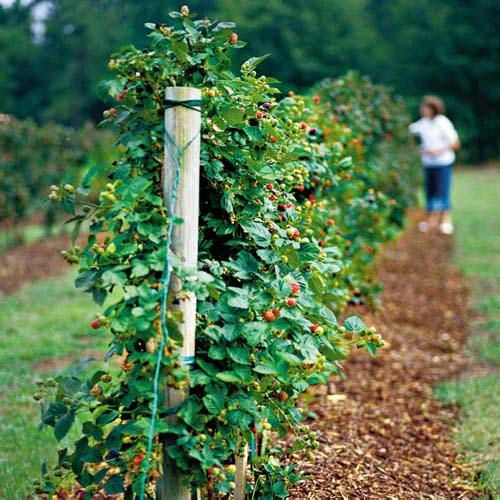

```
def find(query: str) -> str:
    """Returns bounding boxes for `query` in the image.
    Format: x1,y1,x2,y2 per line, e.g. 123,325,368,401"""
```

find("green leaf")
71,220,82,246
244,125,263,142
240,221,271,247
171,39,189,61
242,322,267,347
208,345,226,360
279,352,302,366
222,107,245,126
75,270,98,291
82,163,102,187
104,474,124,494
242,54,271,71
366,342,378,356
54,411,75,441
227,251,260,279
272,480,289,497
178,400,203,428
344,316,366,333
131,262,149,278
42,402,67,425
222,190,233,212
253,364,277,375
96,410,118,425
216,371,241,383
129,176,150,196
233,365,252,383
213,21,236,32
92,288,107,306
227,293,249,309
227,346,251,365
309,271,324,294
299,242,320,262
203,392,224,414
101,270,126,287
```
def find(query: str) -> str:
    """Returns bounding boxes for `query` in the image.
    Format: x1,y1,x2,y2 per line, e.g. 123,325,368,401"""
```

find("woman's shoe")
418,221,429,232
439,222,454,235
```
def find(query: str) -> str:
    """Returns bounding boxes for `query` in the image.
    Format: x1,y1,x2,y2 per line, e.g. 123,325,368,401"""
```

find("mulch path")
291,214,477,498
0,234,72,296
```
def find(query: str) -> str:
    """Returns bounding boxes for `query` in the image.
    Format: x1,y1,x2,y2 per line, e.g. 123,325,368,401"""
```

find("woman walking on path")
409,96,460,234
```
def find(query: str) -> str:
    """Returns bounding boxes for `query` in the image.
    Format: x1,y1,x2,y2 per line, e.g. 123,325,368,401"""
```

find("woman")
409,96,460,234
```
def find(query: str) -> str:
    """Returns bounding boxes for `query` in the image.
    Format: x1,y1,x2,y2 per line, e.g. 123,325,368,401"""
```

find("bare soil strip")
0,234,73,296
292,215,476,498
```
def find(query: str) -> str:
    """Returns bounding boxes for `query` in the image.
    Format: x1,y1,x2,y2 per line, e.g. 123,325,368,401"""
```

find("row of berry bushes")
35,9,418,498
0,114,113,235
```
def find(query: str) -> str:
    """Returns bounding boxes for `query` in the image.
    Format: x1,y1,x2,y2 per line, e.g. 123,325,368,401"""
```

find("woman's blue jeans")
424,164,452,212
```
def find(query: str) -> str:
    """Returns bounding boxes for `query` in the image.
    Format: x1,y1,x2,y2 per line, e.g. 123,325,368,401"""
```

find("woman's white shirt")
409,115,458,166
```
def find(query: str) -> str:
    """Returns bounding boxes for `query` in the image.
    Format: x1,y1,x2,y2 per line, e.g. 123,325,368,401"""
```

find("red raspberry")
278,391,288,401
263,311,275,323
90,319,101,330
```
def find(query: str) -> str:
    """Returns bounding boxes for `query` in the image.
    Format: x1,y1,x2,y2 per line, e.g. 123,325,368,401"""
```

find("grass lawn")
0,273,105,499
435,166,500,497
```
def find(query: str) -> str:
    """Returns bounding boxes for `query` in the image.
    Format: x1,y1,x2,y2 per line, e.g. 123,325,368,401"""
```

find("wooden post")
233,443,249,500
158,87,201,500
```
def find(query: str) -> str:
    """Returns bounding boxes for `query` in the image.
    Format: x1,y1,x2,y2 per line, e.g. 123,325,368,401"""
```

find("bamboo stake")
158,86,201,500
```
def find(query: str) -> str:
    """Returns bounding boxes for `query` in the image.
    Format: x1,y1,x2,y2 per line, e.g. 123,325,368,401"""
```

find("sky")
1,0,52,40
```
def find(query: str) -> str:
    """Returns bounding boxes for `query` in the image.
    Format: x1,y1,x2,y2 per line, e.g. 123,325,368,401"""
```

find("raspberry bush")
35,8,417,498
0,115,111,235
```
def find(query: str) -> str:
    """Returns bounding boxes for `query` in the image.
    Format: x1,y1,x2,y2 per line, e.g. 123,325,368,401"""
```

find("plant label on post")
159,86,201,500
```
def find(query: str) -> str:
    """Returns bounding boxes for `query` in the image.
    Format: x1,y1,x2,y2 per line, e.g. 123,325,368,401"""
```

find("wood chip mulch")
290,215,478,498
1,215,479,497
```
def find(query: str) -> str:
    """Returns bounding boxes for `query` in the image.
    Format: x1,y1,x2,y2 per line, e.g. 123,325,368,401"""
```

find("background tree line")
1,0,499,161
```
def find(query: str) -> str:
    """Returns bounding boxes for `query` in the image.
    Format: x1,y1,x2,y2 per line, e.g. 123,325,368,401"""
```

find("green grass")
436,376,500,494
435,166,500,497
0,273,104,499
453,168,500,281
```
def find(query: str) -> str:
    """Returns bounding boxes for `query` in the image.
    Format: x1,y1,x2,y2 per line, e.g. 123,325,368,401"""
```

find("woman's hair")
421,95,445,116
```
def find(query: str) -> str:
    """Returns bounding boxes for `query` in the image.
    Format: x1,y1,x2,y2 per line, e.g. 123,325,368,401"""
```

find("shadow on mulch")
290,214,478,499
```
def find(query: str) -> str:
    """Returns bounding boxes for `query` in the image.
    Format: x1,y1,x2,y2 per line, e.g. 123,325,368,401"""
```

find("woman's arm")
425,139,460,156
425,116,460,155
